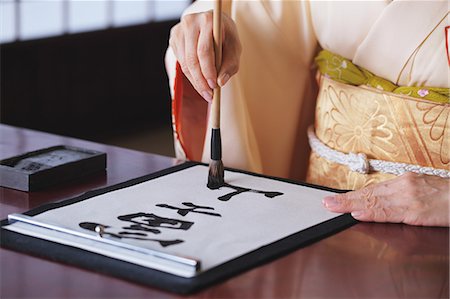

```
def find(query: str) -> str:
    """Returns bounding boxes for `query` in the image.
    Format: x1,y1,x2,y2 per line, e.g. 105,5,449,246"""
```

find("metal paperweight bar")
8,213,201,277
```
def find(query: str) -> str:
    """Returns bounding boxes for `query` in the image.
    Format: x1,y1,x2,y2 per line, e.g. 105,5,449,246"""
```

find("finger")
197,14,217,89
183,21,213,102
169,23,183,54
323,185,380,213
218,22,241,87
323,182,408,224
171,33,197,93
170,25,186,74
170,25,194,85
350,207,405,224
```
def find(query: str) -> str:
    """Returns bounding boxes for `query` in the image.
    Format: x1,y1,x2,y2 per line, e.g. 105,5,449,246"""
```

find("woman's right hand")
169,11,242,102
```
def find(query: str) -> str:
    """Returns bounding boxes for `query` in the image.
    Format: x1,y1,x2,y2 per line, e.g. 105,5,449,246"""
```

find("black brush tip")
207,159,224,189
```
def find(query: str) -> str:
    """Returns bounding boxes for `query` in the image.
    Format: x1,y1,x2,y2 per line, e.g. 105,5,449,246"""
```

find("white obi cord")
307,127,450,179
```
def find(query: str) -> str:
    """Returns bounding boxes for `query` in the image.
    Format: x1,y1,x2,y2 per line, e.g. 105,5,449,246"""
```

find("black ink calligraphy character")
118,213,194,231
250,189,284,198
121,223,161,234
79,222,183,247
156,202,221,217
209,183,283,201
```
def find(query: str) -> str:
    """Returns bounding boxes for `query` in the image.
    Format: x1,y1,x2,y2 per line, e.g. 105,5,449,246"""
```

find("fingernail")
202,90,212,102
351,211,364,218
218,73,230,87
207,79,216,89
323,196,340,208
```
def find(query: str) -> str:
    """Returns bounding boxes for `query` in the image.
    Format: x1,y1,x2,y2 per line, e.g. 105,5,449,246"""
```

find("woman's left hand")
322,172,449,227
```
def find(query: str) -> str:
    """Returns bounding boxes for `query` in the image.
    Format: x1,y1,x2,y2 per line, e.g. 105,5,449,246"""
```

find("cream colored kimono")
166,0,449,187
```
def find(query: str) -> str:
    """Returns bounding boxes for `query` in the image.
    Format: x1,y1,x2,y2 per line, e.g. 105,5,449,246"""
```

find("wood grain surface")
1,124,448,299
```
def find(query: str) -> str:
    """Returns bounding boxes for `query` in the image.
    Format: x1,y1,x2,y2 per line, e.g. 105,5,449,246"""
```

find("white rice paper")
5,165,341,277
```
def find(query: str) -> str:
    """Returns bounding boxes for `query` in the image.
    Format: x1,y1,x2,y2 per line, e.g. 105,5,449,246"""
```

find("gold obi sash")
306,76,450,190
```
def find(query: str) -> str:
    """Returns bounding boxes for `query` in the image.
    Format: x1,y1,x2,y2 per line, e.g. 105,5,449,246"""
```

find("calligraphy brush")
207,0,224,189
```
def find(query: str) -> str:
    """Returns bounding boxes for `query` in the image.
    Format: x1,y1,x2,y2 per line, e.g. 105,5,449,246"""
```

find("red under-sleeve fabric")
172,62,208,161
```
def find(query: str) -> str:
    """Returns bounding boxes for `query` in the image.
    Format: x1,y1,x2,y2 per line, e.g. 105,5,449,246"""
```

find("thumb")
324,186,376,213
217,71,231,87
217,46,240,87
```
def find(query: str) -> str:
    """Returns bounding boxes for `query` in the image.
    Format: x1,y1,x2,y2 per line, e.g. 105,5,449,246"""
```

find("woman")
166,0,449,226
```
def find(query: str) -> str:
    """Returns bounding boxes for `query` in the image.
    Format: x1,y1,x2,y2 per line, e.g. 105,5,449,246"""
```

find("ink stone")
0,145,106,191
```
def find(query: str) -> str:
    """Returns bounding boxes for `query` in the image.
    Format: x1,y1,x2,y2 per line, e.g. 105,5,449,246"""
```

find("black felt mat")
1,161,357,294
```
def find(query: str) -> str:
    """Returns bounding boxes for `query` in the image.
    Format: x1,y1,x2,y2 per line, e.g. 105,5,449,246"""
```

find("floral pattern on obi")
417,102,449,166
307,77,450,190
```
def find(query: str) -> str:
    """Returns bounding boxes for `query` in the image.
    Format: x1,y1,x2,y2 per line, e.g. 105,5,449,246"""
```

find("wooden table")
1,124,448,298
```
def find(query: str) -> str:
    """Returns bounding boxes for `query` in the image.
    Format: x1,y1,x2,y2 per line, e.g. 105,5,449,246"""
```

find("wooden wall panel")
1,20,178,139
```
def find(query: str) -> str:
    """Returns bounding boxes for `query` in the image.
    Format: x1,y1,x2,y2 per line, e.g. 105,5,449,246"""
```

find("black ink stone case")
0,145,107,192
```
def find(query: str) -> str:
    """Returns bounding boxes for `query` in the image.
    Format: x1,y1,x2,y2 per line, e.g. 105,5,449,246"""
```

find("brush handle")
211,0,222,129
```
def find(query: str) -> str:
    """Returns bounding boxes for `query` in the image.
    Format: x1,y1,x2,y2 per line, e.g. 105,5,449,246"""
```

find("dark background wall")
1,20,177,141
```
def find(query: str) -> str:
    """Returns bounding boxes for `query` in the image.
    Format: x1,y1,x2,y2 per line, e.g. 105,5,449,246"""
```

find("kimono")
166,0,449,189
